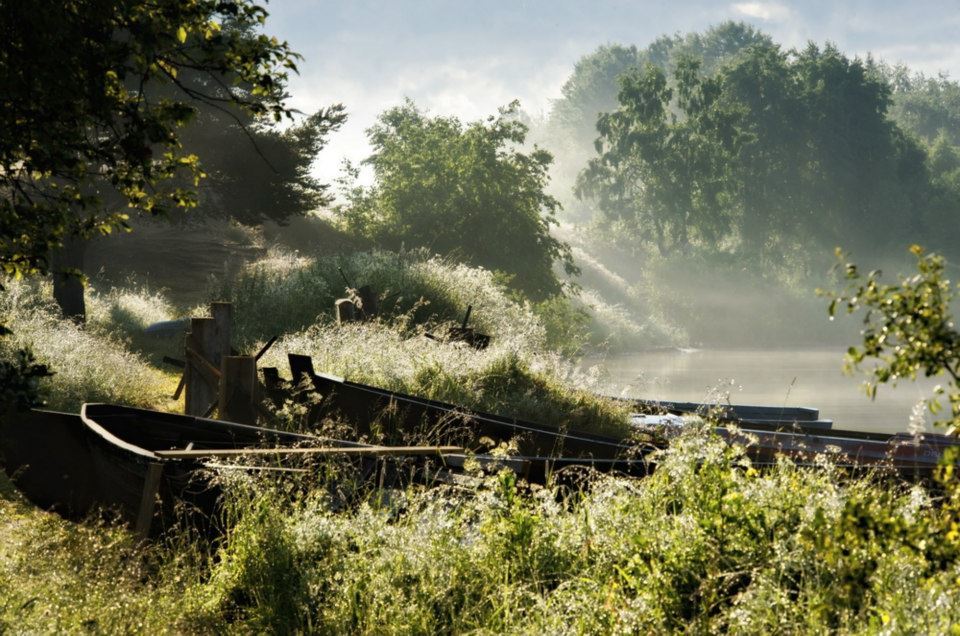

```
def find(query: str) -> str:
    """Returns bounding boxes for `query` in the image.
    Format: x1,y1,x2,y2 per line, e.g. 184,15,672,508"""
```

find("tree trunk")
51,236,87,323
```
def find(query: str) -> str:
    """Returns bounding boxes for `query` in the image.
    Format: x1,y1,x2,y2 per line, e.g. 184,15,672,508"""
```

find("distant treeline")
542,22,960,268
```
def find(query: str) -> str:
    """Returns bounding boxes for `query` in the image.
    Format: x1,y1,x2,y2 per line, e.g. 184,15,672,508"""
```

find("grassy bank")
3,434,960,633
3,255,960,634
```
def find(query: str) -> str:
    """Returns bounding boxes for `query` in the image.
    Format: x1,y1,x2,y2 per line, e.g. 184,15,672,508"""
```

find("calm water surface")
591,348,944,434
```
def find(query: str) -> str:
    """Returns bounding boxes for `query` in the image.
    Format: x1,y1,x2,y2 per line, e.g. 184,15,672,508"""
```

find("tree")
0,0,328,407
182,108,345,227
576,58,741,256
337,101,577,300
883,67,960,146
543,22,769,221
578,37,945,265
549,22,770,151
1,0,344,322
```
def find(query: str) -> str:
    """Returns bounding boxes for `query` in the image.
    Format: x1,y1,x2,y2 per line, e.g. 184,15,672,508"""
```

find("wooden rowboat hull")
0,404,315,535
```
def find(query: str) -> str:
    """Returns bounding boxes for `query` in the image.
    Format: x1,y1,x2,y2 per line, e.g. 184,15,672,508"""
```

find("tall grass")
260,318,630,438
187,435,960,633
7,431,954,633
214,248,549,351
0,482,204,633
0,280,173,411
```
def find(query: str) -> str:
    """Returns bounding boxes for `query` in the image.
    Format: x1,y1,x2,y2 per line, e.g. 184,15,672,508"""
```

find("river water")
590,348,946,434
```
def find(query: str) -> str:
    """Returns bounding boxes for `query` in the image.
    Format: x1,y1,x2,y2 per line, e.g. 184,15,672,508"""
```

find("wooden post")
185,317,218,416
219,355,257,424
211,301,232,365
134,462,164,539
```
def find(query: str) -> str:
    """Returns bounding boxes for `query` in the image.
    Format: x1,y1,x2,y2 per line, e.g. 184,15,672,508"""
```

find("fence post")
185,317,218,416
211,301,232,363
219,355,257,424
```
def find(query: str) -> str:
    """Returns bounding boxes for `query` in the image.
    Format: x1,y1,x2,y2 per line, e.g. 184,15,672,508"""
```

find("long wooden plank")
186,346,222,382
155,445,464,459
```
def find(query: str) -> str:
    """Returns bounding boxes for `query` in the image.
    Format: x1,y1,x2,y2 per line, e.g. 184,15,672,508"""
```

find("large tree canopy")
338,101,577,300
541,22,771,222
576,58,742,256
0,0,339,280
0,0,335,405
577,39,948,263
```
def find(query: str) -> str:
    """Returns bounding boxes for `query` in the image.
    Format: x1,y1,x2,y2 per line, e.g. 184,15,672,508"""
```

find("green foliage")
824,245,960,430
0,481,204,633
10,433,960,633
218,248,554,350
531,294,591,357
0,341,50,413
180,103,346,226
883,65,960,146
577,57,741,256
0,280,172,411
573,29,950,266
336,101,577,300
0,0,303,281
0,0,334,392
201,493,308,632
549,22,769,152
410,353,631,439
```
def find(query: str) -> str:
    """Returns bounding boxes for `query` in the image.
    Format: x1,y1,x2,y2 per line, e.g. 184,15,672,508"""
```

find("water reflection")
591,348,943,433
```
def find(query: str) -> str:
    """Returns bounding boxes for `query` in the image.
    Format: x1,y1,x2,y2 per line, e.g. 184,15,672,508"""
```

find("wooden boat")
633,414,960,479
1,402,651,536
283,355,956,480
629,398,834,430
285,354,651,462
0,404,326,536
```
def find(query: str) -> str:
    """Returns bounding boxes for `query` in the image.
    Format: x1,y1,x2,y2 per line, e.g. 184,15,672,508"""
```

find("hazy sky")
263,0,960,182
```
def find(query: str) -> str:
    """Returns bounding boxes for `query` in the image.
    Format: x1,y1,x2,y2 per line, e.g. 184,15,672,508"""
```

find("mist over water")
592,348,942,434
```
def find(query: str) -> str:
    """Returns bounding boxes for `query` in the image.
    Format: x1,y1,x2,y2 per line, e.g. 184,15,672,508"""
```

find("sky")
262,0,960,183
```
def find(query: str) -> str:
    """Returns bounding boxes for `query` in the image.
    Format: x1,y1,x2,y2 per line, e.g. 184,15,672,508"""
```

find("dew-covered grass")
0,280,175,411
214,248,548,351
4,433,960,633
4,257,960,634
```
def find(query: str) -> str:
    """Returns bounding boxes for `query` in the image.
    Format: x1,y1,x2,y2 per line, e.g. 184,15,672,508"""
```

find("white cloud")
732,2,793,22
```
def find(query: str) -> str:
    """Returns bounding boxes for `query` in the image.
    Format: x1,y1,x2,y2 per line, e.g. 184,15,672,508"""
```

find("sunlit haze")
265,0,960,182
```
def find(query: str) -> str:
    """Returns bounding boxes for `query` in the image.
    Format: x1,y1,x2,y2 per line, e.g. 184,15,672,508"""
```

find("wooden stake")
185,318,217,416
210,302,232,368
219,355,257,425
134,462,164,538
